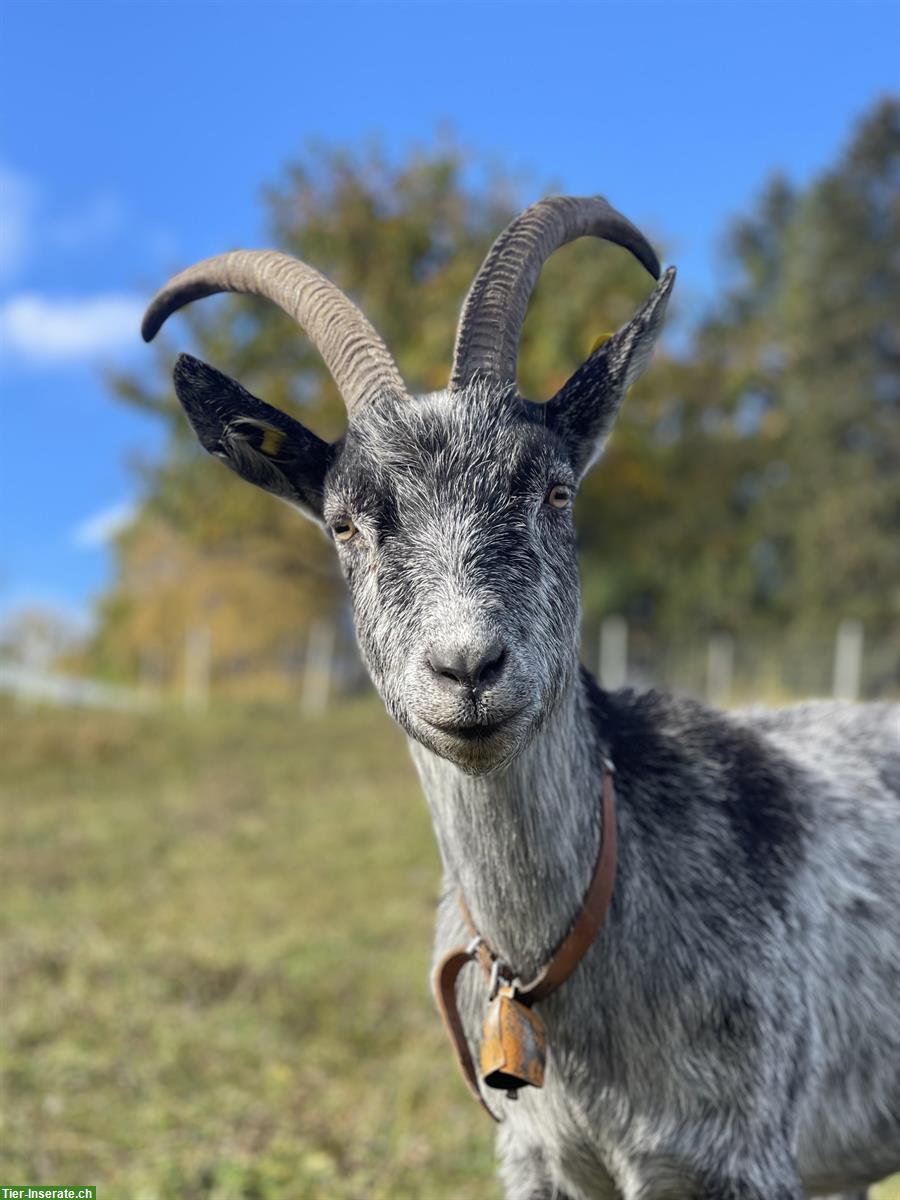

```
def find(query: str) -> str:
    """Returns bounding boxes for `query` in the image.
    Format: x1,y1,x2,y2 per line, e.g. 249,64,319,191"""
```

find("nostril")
426,648,469,685
426,640,507,690
475,641,506,685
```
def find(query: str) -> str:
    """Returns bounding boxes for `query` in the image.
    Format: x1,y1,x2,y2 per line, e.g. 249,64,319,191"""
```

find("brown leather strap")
456,903,494,978
435,764,618,1117
458,764,617,1002
520,767,617,1001
434,947,500,1121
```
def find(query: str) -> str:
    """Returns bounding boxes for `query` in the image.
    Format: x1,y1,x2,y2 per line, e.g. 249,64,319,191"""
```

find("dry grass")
0,699,495,1198
1,698,897,1199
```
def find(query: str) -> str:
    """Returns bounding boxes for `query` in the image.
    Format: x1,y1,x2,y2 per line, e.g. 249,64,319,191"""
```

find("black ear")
173,354,332,522
546,266,675,478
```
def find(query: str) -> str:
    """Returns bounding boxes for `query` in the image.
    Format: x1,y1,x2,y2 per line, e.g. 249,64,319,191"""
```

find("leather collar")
434,759,618,1118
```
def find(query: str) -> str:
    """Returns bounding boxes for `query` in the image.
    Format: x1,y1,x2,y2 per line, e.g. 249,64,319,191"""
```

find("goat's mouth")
412,705,534,773
424,710,525,742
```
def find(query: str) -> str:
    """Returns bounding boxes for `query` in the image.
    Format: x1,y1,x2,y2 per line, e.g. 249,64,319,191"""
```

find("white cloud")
0,292,145,363
0,160,173,278
0,163,36,281
72,501,136,549
0,164,173,369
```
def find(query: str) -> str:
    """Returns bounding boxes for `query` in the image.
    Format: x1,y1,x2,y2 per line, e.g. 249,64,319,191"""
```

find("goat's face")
145,196,673,775
325,384,580,772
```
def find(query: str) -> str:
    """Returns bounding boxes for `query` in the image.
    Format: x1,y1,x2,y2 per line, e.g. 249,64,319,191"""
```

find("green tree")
95,106,899,698
97,143,665,692
576,99,899,698
685,100,900,676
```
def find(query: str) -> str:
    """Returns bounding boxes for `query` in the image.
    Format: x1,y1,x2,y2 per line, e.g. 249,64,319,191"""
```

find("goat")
143,196,900,1200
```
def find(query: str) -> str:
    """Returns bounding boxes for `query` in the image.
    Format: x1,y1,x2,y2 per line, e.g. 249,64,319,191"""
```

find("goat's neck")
409,673,603,981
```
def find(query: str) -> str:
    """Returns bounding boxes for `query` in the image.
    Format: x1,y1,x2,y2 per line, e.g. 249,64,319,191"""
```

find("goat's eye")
333,518,357,543
547,484,573,509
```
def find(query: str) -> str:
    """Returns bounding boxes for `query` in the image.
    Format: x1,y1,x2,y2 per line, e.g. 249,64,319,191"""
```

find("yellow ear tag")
588,331,615,357
260,426,286,457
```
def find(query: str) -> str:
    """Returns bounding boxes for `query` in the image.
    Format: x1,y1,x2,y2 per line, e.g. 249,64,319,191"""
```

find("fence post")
706,633,735,708
302,618,335,716
599,615,628,691
183,626,212,713
139,646,163,701
832,618,864,701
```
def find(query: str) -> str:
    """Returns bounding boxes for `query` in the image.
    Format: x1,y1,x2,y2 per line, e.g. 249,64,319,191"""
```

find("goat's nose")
426,638,507,690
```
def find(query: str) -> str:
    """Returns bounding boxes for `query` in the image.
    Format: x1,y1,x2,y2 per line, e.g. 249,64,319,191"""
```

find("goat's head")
143,197,674,773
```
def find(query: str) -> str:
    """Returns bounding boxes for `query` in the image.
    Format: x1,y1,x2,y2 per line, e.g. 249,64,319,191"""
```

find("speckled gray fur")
156,201,899,1198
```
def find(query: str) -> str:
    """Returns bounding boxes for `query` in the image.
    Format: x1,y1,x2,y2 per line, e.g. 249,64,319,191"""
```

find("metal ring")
488,958,516,1000
465,935,483,959
488,959,502,1000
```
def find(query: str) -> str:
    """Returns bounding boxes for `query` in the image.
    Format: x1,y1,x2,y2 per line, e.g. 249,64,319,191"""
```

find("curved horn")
450,196,662,390
142,250,407,413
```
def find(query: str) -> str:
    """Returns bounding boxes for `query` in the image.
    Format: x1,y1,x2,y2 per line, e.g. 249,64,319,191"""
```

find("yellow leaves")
100,515,339,699
587,331,615,357
260,425,287,457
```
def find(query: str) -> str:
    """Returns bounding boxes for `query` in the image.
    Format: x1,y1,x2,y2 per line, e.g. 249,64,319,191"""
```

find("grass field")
1,699,897,1199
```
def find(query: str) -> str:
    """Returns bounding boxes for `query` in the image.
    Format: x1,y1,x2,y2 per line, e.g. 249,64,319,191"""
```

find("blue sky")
1,0,897,629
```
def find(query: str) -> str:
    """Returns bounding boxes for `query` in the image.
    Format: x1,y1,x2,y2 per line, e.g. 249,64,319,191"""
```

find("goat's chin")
406,710,535,775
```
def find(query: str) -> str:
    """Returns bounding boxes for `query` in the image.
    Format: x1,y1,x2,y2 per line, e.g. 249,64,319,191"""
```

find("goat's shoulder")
580,669,813,912
738,698,899,798
582,671,899,919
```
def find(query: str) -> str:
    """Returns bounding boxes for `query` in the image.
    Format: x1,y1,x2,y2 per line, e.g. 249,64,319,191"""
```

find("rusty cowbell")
479,985,547,1093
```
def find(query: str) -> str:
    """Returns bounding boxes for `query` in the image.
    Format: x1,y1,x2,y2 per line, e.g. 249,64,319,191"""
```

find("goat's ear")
173,353,331,522
545,267,675,478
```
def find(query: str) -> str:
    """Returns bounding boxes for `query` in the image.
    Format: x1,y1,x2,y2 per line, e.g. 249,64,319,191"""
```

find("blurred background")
1,1,898,1197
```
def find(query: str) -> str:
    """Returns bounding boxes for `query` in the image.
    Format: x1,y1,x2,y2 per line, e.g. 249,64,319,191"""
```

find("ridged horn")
450,196,661,390
142,250,407,413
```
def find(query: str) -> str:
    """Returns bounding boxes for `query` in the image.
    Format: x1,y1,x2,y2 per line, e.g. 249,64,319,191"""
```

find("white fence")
2,617,895,714
0,664,156,712
593,615,896,706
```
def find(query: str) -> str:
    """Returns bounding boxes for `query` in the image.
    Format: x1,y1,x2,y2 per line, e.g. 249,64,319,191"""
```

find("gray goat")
143,196,900,1200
